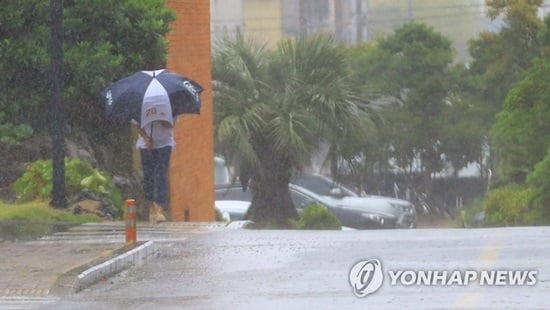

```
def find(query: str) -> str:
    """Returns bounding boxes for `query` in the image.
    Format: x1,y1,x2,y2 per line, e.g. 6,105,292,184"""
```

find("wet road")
44,227,550,309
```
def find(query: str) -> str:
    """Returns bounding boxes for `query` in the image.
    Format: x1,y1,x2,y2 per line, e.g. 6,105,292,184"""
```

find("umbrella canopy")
102,69,203,127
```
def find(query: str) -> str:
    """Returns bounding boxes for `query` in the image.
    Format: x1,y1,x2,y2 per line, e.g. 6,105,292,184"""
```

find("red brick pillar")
166,0,214,221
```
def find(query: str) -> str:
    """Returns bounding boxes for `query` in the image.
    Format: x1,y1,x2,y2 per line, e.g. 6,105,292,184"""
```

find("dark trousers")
140,146,172,209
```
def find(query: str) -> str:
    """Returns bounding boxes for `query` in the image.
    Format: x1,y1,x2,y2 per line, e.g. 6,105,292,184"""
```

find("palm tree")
213,33,372,227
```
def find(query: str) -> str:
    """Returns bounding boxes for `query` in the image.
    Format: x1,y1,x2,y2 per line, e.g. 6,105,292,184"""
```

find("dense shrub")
483,184,545,226
292,203,342,230
11,157,123,216
0,112,33,145
526,150,550,220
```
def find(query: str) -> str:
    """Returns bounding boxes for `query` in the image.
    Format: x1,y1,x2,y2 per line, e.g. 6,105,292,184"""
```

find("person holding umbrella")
133,117,175,223
102,69,203,223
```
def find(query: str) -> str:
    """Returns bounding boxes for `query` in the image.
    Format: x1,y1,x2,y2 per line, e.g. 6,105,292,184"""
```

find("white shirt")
132,119,177,149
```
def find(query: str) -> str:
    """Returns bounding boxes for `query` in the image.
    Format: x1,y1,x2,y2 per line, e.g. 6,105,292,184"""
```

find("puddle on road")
0,220,77,241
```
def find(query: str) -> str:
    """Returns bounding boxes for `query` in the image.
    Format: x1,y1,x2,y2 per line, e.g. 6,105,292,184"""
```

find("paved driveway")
40,226,550,309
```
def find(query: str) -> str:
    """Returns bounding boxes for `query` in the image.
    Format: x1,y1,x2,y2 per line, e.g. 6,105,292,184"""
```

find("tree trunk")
49,0,67,208
245,143,298,228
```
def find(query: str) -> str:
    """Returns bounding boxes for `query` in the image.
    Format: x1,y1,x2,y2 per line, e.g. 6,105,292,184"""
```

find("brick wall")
166,0,214,221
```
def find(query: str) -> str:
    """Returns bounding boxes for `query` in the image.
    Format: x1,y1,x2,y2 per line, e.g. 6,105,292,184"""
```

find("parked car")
214,156,231,188
291,173,416,229
214,156,249,221
214,183,249,221
214,200,249,221
215,181,416,229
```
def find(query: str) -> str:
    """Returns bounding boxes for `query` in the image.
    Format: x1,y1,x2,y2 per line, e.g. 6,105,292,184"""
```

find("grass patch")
0,200,101,241
0,200,101,223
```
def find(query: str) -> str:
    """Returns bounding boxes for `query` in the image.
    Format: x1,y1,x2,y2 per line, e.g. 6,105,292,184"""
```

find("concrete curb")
74,240,157,292
51,241,158,295
226,220,256,229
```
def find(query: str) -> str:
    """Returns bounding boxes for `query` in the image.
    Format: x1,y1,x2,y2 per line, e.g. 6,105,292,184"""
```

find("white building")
210,0,244,45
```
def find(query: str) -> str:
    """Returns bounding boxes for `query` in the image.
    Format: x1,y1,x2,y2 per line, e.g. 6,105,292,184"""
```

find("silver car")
215,180,416,229
291,173,416,229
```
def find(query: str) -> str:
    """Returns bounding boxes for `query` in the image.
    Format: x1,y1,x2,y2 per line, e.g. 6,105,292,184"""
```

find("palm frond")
214,32,378,176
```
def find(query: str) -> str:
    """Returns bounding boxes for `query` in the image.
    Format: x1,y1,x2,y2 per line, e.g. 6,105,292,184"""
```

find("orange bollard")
125,199,137,243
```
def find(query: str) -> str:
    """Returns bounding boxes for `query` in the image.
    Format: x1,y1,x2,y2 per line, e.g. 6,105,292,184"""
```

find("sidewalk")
0,221,226,297
0,237,122,296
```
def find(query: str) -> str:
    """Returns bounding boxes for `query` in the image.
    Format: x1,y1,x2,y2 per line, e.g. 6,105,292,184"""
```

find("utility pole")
50,0,67,208
408,0,414,21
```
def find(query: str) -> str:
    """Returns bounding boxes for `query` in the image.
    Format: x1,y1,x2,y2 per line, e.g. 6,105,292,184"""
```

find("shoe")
149,202,166,224
155,206,167,223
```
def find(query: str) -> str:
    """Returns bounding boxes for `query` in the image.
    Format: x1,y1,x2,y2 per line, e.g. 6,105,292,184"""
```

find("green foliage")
62,0,176,130
213,33,372,226
0,201,100,240
11,157,123,211
0,1,51,128
483,184,546,226
476,2,550,226
526,149,550,218
291,203,342,230
0,201,100,223
541,14,550,54
373,22,454,100
214,33,371,169
491,58,550,183
12,160,53,200
438,91,489,175
0,0,175,132
0,112,33,144
469,0,544,116
350,22,456,180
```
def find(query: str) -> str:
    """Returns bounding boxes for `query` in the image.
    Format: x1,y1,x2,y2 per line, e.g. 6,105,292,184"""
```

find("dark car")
215,181,415,229
215,183,331,221
291,173,416,229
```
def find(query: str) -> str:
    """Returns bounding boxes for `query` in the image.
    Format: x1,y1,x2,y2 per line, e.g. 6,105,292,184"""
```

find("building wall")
211,0,244,45
212,0,500,61
259,0,370,45
243,0,283,45
366,0,493,62
334,0,369,44
166,0,215,222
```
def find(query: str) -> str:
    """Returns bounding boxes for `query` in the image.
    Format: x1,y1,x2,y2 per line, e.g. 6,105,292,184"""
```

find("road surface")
40,226,550,309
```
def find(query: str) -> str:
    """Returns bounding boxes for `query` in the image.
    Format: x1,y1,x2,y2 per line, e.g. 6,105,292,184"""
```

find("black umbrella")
102,69,203,126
